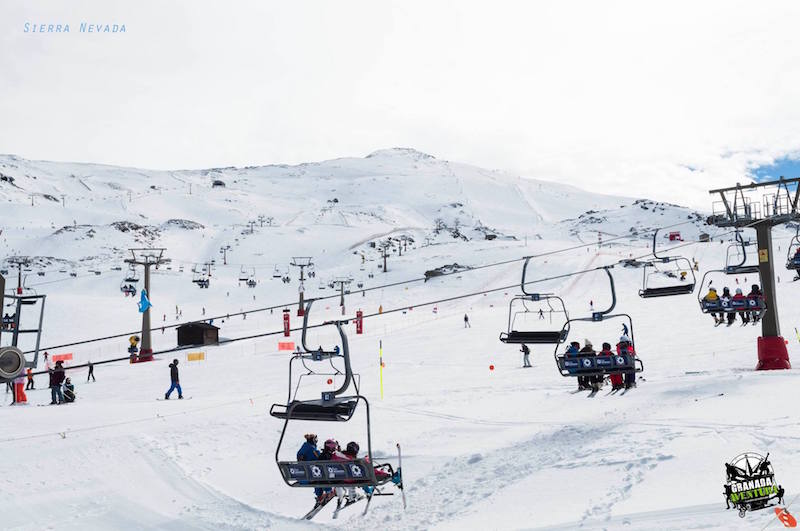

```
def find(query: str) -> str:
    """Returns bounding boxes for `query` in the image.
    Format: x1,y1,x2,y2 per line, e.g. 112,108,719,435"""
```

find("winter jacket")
521,344,530,355
616,342,636,357
49,366,65,387
702,290,719,302
565,345,579,358
297,441,320,462
169,363,179,383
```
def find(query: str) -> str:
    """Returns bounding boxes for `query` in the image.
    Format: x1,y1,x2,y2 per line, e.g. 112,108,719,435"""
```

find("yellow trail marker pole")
379,340,384,400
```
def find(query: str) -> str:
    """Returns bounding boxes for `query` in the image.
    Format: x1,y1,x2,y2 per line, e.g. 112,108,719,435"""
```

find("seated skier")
732,288,749,324
297,433,332,504
702,287,721,324
63,378,76,403
578,340,597,391
616,335,637,389
599,342,623,391
341,441,401,488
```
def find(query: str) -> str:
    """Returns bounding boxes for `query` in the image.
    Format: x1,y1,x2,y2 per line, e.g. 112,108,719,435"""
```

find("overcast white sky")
2,0,800,208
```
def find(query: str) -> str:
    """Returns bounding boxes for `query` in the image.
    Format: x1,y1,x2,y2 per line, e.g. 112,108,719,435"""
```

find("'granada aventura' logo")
724,452,785,518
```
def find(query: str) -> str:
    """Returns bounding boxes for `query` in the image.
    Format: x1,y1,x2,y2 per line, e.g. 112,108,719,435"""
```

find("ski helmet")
324,438,338,452
345,441,359,456
619,335,630,344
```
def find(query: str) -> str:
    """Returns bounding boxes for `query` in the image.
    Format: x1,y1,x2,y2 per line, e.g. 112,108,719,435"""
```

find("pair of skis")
302,443,407,520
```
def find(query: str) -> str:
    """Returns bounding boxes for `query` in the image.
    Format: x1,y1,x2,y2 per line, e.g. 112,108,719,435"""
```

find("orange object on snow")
14,381,27,404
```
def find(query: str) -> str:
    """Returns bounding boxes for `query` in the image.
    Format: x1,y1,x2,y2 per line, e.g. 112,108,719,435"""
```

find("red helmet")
324,439,338,452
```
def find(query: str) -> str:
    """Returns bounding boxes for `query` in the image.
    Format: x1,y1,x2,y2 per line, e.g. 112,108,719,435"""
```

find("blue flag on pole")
138,288,152,313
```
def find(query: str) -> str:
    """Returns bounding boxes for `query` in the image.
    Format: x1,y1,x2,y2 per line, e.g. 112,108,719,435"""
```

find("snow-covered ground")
2,150,799,530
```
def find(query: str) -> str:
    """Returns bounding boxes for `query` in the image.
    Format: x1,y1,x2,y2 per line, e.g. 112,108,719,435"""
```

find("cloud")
1,0,800,210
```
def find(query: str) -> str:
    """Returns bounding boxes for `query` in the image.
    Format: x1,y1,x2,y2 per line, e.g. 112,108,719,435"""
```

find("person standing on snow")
49,360,65,404
164,359,183,399
521,344,531,368
25,367,34,390
87,361,95,382
463,314,470,328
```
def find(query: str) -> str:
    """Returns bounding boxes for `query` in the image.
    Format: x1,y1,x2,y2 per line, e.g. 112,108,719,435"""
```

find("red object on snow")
52,353,73,363
668,231,682,241
756,336,791,370
283,309,290,337
14,382,27,403
355,310,363,335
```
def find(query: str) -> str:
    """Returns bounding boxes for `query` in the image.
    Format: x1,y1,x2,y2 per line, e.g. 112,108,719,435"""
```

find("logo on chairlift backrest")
723,452,785,518
350,463,363,478
310,465,323,478
581,358,592,368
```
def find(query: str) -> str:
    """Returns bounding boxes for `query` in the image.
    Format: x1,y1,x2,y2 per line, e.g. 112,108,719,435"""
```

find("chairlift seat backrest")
556,353,642,376
278,457,378,487
725,265,760,275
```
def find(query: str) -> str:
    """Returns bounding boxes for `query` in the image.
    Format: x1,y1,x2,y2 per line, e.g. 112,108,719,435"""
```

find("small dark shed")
177,322,219,346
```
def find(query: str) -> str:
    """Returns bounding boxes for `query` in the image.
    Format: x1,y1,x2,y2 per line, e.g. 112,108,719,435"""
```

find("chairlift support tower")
707,177,800,370
333,277,352,315
125,248,169,363
290,257,313,316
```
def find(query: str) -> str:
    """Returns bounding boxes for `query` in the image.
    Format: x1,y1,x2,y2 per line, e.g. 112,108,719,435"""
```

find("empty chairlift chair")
638,228,696,298
725,231,760,275
499,257,570,345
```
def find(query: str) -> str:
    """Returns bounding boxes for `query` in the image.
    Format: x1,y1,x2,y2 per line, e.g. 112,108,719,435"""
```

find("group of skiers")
563,335,637,392
297,433,401,506
701,283,763,326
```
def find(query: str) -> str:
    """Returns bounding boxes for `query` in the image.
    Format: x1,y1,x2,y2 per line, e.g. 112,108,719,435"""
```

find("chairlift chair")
499,257,570,344
124,266,140,284
270,300,403,500
786,226,800,271
697,273,766,316
119,281,137,297
239,266,249,282
638,229,696,298
725,231,760,275
553,268,644,378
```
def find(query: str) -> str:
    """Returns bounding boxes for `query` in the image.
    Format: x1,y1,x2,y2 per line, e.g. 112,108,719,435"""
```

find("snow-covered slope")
2,149,798,531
